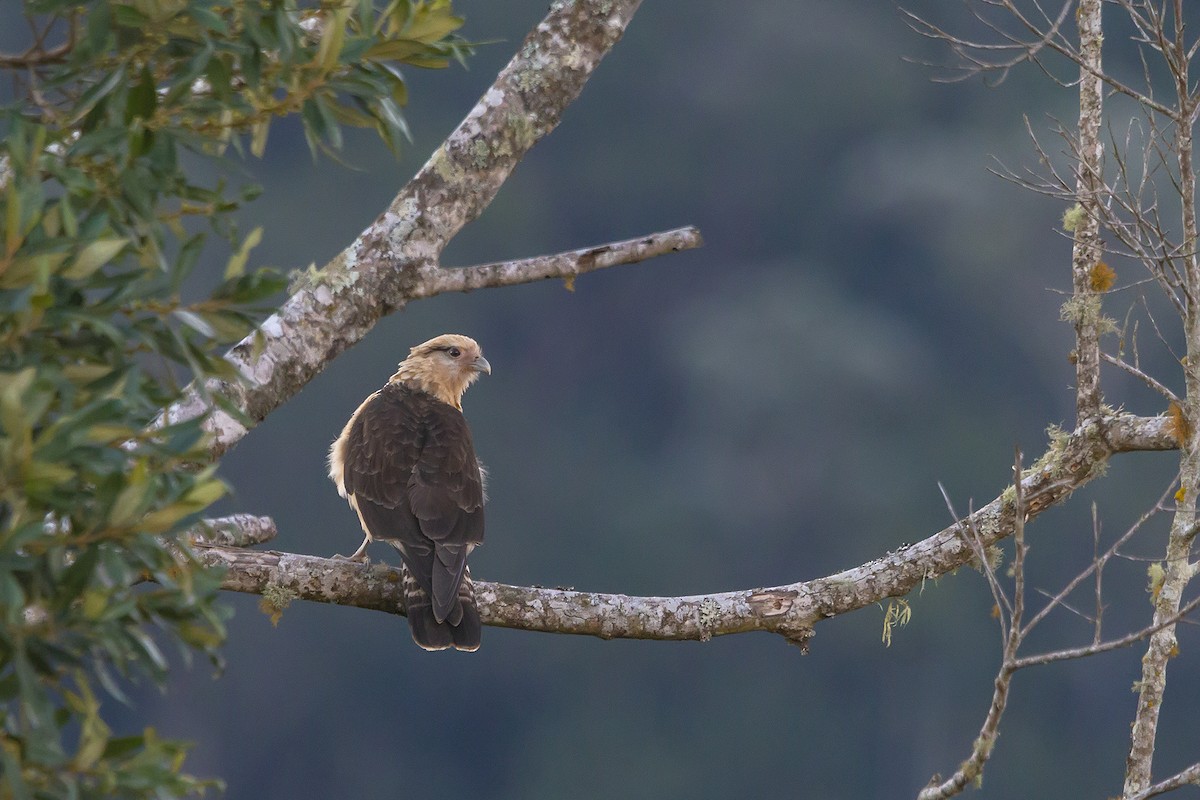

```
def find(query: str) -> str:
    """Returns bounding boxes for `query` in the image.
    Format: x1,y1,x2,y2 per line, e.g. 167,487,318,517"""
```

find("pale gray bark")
1124,3,1200,795
198,412,1173,646
1128,763,1200,800
189,515,277,548
1070,0,1104,421
163,0,655,458
414,227,702,298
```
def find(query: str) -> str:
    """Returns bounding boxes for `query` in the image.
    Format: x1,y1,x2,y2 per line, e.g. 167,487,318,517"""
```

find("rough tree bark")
196,412,1174,646
1124,2,1200,794
158,3,1200,795
1069,0,1104,421
163,0,667,456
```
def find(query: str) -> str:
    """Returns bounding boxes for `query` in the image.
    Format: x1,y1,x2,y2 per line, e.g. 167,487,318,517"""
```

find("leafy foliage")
0,1,467,796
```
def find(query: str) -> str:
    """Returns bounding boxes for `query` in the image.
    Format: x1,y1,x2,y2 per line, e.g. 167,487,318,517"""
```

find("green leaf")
70,67,128,125
62,238,129,280
365,38,428,62
0,571,27,618
224,226,263,280
214,268,287,304
126,629,168,674
103,734,146,761
405,4,464,43
197,311,252,343
57,547,101,608
0,739,33,800
188,5,229,33
111,4,150,28
4,176,22,256
250,119,270,158
316,7,351,70
401,55,452,69
127,65,158,124
173,309,215,339
13,644,56,735
109,478,153,528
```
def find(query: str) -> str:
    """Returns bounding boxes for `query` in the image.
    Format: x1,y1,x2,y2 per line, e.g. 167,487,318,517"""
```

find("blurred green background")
16,1,1199,797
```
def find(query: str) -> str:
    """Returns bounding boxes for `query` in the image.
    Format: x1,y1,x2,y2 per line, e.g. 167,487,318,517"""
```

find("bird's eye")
448,347,461,358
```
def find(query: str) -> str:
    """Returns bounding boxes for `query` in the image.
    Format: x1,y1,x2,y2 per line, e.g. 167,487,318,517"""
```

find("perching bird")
328,334,490,651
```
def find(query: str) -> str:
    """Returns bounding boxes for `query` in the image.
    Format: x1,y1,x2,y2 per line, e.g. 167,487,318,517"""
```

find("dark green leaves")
1,1,469,797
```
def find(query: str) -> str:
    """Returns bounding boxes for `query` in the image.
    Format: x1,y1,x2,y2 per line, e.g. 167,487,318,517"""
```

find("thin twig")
1101,352,1180,403
917,450,1028,800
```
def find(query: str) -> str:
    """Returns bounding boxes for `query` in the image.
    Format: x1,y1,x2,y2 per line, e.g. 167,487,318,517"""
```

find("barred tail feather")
402,564,480,652
451,569,482,652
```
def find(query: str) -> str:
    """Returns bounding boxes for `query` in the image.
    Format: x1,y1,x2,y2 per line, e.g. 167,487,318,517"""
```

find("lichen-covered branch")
413,226,702,297
198,413,1174,646
1070,0,1104,421
188,515,277,548
163,0,650,458
1124,4,1200,795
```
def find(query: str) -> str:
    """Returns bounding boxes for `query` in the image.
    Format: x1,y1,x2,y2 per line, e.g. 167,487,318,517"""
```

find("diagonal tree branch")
197,412,1175,647
1128,762,1200,800
163,0,654,458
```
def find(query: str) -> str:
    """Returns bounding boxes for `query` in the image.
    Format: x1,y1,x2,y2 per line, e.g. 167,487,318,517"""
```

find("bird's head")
392,333,491,409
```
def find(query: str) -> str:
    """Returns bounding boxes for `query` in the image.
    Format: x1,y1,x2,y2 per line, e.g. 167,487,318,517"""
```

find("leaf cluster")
0,1,469,796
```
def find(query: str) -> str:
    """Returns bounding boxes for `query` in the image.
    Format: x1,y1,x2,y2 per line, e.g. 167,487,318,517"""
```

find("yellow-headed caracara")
329,334,491,651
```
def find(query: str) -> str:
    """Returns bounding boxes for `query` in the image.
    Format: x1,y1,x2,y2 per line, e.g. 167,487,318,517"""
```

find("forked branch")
161,0,663,458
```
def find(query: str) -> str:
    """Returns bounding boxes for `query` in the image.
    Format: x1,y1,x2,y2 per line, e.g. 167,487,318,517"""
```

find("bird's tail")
401,564,481,652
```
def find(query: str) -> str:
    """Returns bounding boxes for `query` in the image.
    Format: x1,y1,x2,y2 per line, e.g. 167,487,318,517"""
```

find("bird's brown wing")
342,382,485,622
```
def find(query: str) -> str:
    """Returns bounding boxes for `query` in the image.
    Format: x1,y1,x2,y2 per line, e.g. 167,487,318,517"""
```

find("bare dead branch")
1010,592,1200,669
939,484,1012,628
1127,762,1200,800
905,0,1178,116
412,226,702,298
1020,481,1175,639
916,450,1029,800
0,13,76,66
1102,352,1181,403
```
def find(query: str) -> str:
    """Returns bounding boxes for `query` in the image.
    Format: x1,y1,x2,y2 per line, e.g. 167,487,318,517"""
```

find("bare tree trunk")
1125,2,1200,793
1071,0,1105,422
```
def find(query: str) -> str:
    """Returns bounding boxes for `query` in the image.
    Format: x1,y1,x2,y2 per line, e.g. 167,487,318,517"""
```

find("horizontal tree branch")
199,412,1176,648
412,226,703,297
162,0,650,459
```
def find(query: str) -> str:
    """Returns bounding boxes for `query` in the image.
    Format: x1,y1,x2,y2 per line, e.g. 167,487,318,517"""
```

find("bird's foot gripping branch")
197,411,1175,647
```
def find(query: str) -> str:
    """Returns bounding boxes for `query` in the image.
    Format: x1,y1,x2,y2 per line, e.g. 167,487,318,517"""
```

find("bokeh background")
21,0,1200,797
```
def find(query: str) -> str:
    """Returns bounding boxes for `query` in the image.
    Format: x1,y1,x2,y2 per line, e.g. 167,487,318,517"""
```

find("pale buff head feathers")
390,334,491,410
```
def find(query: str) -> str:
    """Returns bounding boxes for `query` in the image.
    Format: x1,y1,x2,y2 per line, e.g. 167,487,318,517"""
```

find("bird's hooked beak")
471,355,492,375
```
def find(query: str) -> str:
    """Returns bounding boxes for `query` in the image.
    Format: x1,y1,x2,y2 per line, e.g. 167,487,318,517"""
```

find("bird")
328,334,491,651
